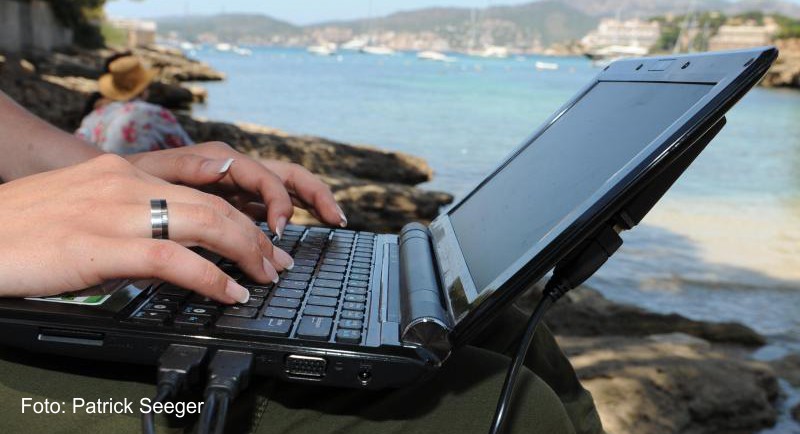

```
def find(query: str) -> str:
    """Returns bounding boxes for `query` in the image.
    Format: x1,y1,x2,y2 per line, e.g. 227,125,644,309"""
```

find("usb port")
285,355,327,378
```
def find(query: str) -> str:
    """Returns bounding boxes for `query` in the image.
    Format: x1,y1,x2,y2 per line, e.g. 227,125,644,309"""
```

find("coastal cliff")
0,46,793,433
762,38,800,88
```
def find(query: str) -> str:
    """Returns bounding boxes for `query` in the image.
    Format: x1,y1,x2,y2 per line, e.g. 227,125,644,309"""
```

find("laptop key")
340,310,364,320
248,286,270,298
144,302,177,313
303,305,335,317
314,279,342,289
348,281,368,288
307,295,337,307
338,319,363,329
242,296,264,308
152,295,185,304
349,273,369,282
274,288,304,299
223,306,258,318
269,297,301,309
343,302,366,311
335,329,361,344
345,287,367,296
325,252,350,260
284,272,312,282
293,259,317,268
277,280,307,290
296,316,332,341
310,286,339,298
183,305,217,316
322,258,347,267
157,285,191,297
131,310,169,325
320,264,346,273
292,265,315,274
345,294,367,303
317,272,345,281
216,316,291,337
263,307,296,319
173,314,212,329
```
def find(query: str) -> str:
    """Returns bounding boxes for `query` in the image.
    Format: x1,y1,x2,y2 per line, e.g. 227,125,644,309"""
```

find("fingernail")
263,258,280,283
217,158,234,174
274,216,287,240
225,279,249,304
273,248,294,271
336,205,348,228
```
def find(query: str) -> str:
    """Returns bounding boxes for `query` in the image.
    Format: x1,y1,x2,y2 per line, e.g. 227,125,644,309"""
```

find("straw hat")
97,56,156,101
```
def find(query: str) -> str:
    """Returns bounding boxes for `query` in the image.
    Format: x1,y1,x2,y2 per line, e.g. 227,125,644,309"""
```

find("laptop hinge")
398,223,452,362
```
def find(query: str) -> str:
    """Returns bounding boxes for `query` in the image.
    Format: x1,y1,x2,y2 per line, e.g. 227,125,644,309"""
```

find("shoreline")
1,45,798,433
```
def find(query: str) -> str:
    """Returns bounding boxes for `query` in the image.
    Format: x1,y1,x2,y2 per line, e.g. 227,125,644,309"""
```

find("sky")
105,0,550,24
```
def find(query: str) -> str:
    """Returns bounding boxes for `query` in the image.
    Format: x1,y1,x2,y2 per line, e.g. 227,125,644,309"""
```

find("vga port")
285,355,327,378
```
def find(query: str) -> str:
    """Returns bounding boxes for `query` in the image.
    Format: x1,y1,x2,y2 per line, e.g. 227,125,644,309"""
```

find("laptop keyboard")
127,224,376,345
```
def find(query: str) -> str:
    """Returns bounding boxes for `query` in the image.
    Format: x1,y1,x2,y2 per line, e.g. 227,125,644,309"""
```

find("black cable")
196,350,254,434
141,345,208,434
489,226,623,434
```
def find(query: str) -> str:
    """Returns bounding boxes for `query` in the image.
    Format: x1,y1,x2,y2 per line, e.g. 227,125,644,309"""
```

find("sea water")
191,47,800,356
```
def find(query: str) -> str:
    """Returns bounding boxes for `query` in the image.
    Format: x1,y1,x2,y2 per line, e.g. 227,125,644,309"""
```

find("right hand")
0,154,293,303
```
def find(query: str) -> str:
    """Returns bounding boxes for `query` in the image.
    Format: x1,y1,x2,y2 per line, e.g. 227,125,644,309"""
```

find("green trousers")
0,304,602,434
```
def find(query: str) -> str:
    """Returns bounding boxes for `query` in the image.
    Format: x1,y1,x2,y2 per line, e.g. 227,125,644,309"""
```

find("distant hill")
553,0,800,19
157,13,301,43
155,0,800,50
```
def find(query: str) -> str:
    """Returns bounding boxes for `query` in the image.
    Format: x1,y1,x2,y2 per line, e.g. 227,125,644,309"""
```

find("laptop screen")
449,80,713,292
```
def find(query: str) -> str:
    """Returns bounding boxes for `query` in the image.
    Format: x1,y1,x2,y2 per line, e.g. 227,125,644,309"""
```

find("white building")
708,20,778,51
107,18,157,48
581,18,661,52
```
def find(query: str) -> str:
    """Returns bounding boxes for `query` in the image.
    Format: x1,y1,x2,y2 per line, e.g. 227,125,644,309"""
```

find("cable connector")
197,350,254,434
142,345,208,434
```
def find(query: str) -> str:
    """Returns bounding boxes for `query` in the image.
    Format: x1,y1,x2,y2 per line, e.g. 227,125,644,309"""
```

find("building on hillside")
707,19,778,51
107,18,157,48
581,18,661,53
0,0,73,52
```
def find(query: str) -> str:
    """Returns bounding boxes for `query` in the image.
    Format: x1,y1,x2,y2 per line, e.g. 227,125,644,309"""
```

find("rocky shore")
1,46,797,433
762,38,800,89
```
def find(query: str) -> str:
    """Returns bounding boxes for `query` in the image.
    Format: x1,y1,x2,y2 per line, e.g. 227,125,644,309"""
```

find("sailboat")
417,50,456,62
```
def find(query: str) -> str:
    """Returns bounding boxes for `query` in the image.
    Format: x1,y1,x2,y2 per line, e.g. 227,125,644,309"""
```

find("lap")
0,345,575,434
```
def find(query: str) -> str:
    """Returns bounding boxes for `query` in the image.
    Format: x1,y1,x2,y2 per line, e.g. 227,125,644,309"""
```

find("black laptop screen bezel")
428,47,778,344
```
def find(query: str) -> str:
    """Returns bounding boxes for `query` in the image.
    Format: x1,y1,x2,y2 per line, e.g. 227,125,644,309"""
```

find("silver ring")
150,199,169,240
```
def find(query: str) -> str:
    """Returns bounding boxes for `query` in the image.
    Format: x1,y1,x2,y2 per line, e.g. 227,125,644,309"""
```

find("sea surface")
189,47,800,359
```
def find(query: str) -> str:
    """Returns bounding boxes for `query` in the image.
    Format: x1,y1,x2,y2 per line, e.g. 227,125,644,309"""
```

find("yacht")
308,43,338,56
534,61,559,71
417,51,455,62
361,45,395,56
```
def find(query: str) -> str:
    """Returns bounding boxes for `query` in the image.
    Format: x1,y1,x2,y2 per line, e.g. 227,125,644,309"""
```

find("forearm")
0,91,103,180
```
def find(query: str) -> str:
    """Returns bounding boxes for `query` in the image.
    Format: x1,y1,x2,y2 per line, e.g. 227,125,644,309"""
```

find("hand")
125,142,348,238
0,154,294,303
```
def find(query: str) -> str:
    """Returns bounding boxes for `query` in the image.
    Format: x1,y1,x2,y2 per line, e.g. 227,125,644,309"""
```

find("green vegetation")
100,22,126,47
774,14,800,38
45,0,106,48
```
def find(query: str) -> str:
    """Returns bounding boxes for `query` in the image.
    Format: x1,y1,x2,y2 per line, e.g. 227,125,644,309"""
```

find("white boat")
361,45,395,56
469,45,509,59
215,42,232,52
534,61,559,71
232,46,252,56
341,38,368,51
308,43,337,56
417,50,455,62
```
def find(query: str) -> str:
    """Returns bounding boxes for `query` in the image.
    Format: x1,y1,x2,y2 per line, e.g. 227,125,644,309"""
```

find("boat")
534,61,559,71
307,43,338,56
232,46,252,56
417,50,455,62
214,42,232,52
467,45,510,59
584,44,649,61
341,38,368,51
361,45,395,56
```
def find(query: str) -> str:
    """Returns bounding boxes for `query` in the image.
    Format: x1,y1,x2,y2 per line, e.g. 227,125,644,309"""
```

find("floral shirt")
75,101,194,154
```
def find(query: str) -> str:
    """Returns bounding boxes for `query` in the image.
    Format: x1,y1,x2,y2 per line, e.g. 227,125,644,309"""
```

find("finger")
224,158,294,238
89,237,250,304
262,161,347,227
120,181,295,275
128,151,235,185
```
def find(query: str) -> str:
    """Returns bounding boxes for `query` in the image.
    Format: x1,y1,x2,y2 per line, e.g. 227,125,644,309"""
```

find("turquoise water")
190,47,800,355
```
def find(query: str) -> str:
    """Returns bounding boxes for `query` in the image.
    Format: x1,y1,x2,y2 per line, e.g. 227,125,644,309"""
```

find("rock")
560,335,780,434
133,46,225,83
762,38,800,89
793,403,800,423
19,59,36,73
539,287,767,347
178,116,437,185
768,353,800,387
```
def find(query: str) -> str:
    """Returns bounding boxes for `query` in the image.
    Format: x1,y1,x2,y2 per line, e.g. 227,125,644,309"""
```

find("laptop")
0,47,777,389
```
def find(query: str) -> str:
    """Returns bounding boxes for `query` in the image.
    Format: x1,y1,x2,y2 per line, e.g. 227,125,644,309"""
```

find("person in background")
75,55,194,153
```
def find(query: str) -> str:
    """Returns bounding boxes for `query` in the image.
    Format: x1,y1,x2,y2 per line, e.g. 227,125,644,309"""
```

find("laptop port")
285,355,327,378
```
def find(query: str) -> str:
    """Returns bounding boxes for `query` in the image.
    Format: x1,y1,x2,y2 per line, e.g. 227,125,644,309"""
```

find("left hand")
125,142,347,237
